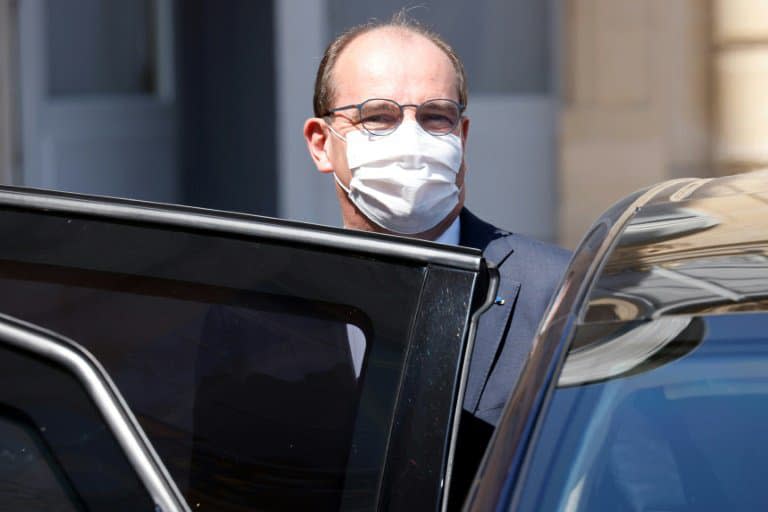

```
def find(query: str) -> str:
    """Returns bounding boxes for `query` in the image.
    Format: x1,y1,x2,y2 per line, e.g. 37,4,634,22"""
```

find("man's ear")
303,117,334,173
460,116,470,149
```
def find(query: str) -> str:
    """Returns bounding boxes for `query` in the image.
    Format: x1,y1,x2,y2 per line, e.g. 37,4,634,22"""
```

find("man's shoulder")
499,231,571,269
459,210,571,426
459,209,571,277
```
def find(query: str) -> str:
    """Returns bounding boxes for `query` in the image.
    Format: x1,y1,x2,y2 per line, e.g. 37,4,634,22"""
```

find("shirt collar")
434,216,461,246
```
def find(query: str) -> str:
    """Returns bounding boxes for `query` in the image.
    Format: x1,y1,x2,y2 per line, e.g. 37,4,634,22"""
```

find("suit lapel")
459,210,521,414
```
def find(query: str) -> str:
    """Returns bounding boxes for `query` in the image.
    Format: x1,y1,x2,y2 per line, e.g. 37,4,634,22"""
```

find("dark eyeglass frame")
323,98,466,136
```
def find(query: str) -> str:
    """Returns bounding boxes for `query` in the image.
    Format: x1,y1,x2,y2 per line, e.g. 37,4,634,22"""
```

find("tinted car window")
0,207,431,511
0,411,81,512
0,343,155,511
517,313,768,511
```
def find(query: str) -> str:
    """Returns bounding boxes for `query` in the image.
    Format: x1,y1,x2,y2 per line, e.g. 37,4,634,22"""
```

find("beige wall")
712,0,768,175
0,0,18,185
559,0,712,248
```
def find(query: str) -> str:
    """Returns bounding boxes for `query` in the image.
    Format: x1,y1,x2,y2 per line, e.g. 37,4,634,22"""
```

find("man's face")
304,28,470,239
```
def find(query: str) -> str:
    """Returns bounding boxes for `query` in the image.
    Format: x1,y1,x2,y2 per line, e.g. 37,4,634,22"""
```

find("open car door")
0,186,496,511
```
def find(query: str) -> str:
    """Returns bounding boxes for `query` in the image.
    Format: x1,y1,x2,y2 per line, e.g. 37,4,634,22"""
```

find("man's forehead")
347,26,423,50
331,27,459,103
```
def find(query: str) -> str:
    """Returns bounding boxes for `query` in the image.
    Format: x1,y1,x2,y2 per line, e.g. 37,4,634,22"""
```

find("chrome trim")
669,178,714,202
0,187,483,271
574,179,696,323
0,314,190,512
441,263,500,512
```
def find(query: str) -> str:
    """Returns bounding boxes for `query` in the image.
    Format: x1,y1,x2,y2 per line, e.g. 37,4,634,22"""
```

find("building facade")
1,0,766,247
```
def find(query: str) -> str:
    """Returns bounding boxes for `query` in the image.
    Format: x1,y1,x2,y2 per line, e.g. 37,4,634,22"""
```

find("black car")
0,185,495,511
468,170,768,511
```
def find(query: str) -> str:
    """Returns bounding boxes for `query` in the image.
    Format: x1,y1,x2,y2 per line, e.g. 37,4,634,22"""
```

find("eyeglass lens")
360,99,460,135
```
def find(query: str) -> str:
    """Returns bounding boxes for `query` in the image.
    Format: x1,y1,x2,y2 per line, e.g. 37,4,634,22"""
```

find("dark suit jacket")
447,209,571,509
459,209,571,426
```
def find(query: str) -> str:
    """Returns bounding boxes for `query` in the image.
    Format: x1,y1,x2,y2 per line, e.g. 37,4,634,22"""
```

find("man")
303,14,569,496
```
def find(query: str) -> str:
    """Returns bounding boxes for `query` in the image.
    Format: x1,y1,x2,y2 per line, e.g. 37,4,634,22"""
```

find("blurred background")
0,0,766,248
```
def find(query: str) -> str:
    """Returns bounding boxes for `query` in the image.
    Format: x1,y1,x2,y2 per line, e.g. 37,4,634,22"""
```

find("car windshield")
517,312,768,512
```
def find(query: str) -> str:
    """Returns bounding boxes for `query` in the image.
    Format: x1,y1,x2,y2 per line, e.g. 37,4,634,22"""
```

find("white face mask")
331,121,463,235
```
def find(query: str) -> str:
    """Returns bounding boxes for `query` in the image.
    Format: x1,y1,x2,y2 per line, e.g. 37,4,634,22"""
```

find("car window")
0,335,157,511
516,313,768,511
0,202,487,511
0,410,82,512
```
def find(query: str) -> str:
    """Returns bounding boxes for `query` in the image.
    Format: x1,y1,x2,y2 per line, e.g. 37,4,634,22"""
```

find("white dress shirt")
434,216,461,246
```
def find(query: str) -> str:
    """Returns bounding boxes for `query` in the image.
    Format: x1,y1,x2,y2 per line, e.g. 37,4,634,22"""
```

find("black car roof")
581,169,768,324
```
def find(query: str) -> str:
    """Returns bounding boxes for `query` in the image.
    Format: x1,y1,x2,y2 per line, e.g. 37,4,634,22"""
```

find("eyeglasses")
323,98,465,136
